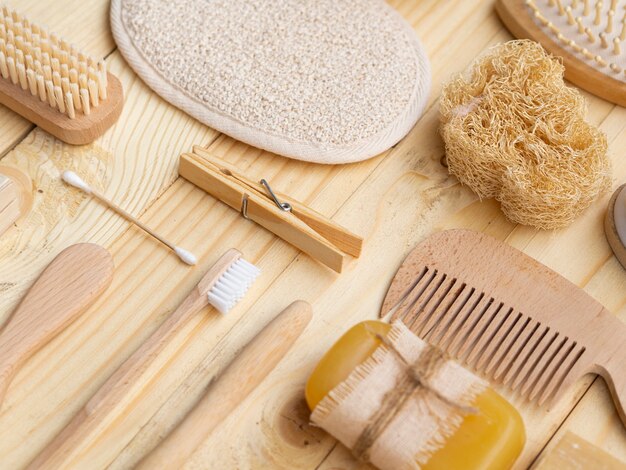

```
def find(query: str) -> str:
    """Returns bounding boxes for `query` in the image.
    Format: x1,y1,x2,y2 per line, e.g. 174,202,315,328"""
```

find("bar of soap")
306,321,526,470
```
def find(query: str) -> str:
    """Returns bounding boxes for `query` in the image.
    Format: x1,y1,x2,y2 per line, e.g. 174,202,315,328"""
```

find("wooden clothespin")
179,146,363,273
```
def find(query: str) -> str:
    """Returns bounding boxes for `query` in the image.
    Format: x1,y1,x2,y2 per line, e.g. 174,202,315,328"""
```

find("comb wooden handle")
0,244,113,406
593,314,626,428
604,362,626,428
138,300,312,468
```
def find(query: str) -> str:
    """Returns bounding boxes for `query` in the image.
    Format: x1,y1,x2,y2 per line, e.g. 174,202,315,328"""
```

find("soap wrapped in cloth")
310,322,487,470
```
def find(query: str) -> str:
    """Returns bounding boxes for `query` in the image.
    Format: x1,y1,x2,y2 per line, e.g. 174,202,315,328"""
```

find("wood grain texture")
533,431,626,469
0,166,32,228
382,229,626,424
0,0,624,468
0,72,124,145
28,249,240,469
180,149,364,272
495,0,626,107
138,300,312,469
0,243,113,406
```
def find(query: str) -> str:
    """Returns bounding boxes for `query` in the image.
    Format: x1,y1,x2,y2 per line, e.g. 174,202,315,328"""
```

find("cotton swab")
61,170,197,265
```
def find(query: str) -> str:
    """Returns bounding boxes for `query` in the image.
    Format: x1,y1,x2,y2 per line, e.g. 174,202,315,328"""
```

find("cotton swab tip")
62,170,92,194
174,246,198,266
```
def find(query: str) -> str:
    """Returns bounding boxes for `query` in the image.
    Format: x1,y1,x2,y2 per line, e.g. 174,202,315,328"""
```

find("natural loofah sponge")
439,40,611,230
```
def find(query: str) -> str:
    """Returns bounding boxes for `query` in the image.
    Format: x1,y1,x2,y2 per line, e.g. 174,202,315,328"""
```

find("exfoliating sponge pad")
110,0,430,164
440,40,611,230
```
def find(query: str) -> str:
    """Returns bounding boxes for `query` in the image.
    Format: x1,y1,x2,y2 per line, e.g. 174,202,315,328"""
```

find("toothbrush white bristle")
61,170,91,194
0,5,108,119
208,258,260,314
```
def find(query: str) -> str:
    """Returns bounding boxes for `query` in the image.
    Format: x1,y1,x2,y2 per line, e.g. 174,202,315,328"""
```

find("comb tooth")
446,295,493,357
437,291,485,352
456,301,502,362
422,284,471,343
504,327,559,390
491,318,541,381
465,304,511,366
530,340,577,402
419,279,464,337
395,269,442,327
475,311,522,372
389,267,432,322
537,345,587,406
404,272,448,332
522,335,567,398
411,276,458,336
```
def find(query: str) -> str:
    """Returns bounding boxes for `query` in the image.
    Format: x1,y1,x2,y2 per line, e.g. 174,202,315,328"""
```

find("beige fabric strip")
311,322,487,470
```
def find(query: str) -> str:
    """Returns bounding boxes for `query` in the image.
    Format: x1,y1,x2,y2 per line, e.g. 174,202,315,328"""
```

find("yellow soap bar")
306,321,525,470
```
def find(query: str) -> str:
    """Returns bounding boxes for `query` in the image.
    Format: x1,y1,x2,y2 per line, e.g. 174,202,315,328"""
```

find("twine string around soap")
352,329,478,464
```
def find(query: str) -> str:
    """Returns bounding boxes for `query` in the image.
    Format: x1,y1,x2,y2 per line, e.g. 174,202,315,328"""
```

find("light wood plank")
0,0,625,469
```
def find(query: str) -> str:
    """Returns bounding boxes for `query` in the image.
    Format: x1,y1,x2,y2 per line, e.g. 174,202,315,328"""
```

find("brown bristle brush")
605,184,626,269
497,0,626,106
0,4,123,144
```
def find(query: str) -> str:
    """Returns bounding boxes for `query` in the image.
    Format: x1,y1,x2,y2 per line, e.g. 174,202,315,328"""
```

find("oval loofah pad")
111,0,431,164
440,40,611,230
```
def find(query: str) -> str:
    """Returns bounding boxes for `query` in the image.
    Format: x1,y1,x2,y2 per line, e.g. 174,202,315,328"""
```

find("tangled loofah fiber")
440,40,611,229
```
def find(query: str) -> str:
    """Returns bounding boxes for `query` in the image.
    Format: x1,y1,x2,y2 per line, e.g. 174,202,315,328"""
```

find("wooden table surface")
1,1,625,468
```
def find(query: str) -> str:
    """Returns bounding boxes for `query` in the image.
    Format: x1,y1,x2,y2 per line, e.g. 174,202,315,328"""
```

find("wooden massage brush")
381,230,626,426
496,0,626,106
0,5,123,144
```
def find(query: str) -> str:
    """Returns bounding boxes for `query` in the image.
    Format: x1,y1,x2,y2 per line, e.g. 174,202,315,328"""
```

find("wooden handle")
27,249,238,469
605,364,626,429
596,316,626,429
0,243,113,406
137,300,312,468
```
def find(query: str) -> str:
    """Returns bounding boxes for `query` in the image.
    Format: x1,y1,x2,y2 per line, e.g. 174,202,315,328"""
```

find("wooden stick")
62,170,197,265
27,250,241,469
137,301,312,468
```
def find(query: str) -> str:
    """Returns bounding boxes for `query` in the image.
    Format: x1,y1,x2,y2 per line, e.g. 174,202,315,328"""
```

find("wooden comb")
380,230,626,426
496,0,626,107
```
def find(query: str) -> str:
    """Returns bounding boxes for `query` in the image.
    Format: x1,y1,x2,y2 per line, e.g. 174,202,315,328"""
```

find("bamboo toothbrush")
138,301,312,468
29,249,260,469
0,5,123,144
62,170,197,266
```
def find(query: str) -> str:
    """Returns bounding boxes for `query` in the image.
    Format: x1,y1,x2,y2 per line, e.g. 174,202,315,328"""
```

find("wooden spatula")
0,243,114,406
380,230,626,426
